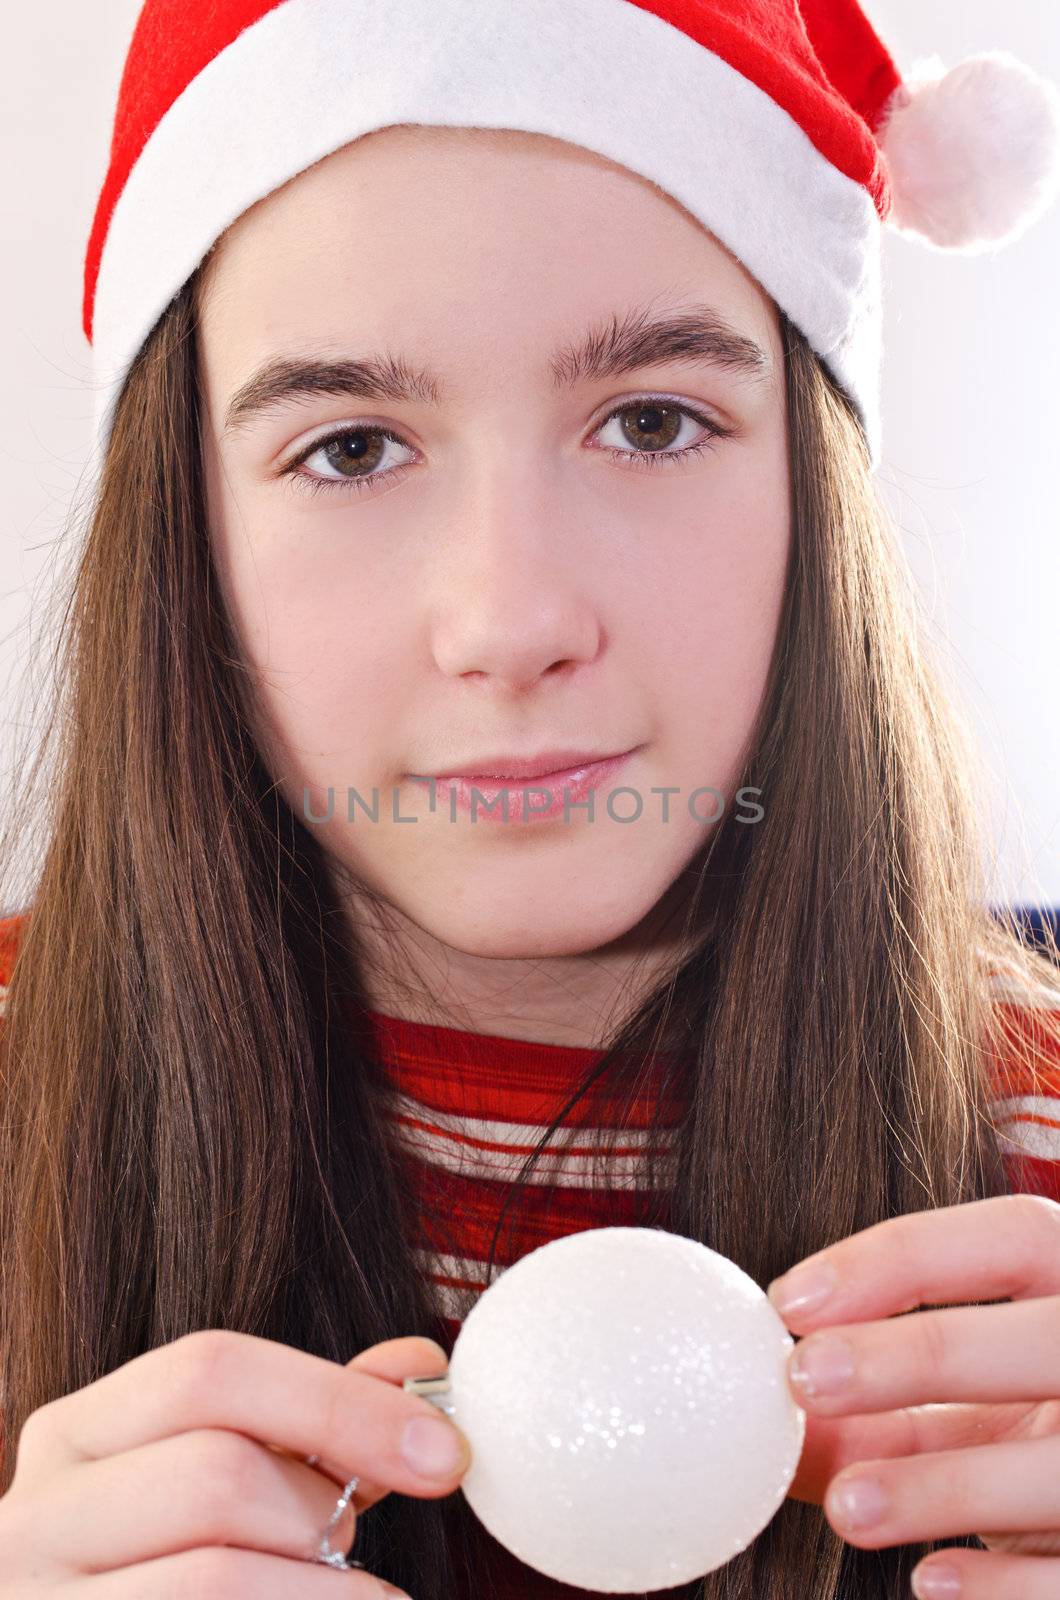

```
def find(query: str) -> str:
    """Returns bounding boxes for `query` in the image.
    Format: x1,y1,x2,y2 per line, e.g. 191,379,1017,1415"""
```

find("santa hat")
84,0,1060,472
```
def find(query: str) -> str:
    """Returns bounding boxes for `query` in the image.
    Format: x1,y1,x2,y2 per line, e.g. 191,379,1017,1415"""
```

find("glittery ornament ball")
445,1226,805,1592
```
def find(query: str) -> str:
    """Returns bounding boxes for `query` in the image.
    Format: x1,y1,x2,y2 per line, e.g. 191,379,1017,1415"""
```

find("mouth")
427,747,639,784
406,747,643,825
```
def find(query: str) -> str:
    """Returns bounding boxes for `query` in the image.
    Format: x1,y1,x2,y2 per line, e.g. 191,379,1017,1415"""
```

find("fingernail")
911,1563,962,1599
789,1334,855,1396
377,1583,414,1600
768,1256,839,1317
401,1414,466,1478
830,1474,888,1530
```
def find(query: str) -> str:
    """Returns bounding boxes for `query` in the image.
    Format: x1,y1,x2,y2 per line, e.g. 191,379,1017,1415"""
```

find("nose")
426,463,603,694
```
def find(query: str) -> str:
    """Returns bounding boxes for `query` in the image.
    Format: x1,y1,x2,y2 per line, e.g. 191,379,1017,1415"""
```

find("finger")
21,1428,359,1575
17,1328,469,1502
913,1550,1060,1600
784,1295,1060,1415
786,1401,1038,1505
765,1194,1060,1335
339,1336,451,1510
74,1543,410,1599
272,1336,452,1510
818,1432,1060,1550
981,1529,1060,1557
346,1336,450,1381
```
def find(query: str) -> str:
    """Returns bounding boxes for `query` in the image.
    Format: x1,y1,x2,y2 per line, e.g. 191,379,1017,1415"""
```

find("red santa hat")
84,0,1060,472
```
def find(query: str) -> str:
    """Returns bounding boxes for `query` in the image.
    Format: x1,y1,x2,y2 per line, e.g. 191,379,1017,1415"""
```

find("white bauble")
429,1226,806,1592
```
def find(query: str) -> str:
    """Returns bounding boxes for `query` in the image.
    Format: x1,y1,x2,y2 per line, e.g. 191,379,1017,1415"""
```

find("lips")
408,748,640,825
431,748,633,783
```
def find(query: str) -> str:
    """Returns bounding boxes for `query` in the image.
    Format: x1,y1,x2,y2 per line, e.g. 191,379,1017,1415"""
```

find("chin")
437,923,616,961
412,889,660,961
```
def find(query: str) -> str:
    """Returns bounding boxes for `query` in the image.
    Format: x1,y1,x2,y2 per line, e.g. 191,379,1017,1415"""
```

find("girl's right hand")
0,1328,469,1598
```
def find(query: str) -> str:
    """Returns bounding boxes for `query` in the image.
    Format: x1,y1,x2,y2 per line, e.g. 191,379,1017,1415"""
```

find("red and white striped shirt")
364,962,1060,1347
364,1006,686,1342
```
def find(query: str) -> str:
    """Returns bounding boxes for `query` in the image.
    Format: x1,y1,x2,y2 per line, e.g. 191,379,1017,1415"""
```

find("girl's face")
198,125,790,1030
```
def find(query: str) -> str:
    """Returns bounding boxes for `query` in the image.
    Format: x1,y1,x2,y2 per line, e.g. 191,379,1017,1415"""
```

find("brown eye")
284,425,417,497
593,398,730,470
613,404,685,453
318,429,389,478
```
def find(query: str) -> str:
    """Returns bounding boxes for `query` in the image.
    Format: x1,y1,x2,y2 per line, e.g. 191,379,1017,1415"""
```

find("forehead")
204,123,768,297
210,122,702,251
196,124,780,398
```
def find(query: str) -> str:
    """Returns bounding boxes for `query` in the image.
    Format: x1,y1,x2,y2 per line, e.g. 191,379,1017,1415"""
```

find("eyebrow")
222,299,773,437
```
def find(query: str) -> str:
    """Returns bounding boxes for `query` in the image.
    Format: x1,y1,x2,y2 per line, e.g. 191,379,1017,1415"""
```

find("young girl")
2,2,1060,1599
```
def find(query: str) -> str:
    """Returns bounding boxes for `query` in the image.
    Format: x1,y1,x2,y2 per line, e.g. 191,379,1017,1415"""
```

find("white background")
1,0,1057,908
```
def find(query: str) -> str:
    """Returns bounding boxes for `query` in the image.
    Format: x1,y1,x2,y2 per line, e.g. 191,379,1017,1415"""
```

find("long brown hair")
2,264,1059,1600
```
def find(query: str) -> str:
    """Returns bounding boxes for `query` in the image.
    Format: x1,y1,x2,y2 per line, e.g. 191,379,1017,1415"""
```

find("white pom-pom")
878,50,1060,252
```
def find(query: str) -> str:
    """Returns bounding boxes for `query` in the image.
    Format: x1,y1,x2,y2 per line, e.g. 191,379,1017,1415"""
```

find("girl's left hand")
765,1194,1060,1599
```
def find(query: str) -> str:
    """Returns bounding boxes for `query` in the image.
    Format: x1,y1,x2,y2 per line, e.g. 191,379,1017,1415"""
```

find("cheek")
632,480,789,785
210,503,406,779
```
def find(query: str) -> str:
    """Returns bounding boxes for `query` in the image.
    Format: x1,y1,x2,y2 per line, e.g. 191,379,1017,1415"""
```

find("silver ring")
304,1453,367,1570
